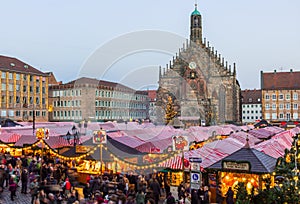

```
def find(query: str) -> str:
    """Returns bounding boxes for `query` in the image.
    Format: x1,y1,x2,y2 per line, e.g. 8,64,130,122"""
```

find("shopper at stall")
203,186,211,204
225,187,234,204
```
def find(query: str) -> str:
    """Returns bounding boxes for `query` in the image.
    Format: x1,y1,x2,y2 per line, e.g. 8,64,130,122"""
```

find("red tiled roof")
262,71,300,90
241,89,262,104
0,55,48,76
147,90,157,102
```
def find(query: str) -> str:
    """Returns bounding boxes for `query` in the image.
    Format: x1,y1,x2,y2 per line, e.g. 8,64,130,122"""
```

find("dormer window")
24,65,28,69
10,63,15,67
249,98,252,102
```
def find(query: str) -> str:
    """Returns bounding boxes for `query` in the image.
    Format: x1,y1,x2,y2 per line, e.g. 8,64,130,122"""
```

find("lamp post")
66,125,80,147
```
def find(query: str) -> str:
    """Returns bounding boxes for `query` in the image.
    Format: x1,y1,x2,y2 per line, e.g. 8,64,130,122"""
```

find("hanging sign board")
222,161,250,171
93,130,107,144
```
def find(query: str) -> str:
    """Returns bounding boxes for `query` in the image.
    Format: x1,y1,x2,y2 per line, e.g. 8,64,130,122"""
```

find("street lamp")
66,125,80,146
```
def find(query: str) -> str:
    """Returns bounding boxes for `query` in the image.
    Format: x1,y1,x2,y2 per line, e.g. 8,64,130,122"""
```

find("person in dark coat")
21,168,29,194
166,192,176,204
191,189,199,204
149,178,161,204
225,187,234,204
83,182,92,200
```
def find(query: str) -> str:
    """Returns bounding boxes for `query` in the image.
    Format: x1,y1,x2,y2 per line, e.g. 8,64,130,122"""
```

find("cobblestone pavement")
0,186,31,204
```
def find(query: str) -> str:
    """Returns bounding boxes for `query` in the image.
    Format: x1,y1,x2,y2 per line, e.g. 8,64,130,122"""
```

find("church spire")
190,3,202,45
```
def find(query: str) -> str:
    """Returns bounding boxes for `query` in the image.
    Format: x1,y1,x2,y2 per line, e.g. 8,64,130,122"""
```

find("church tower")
190,4,202,44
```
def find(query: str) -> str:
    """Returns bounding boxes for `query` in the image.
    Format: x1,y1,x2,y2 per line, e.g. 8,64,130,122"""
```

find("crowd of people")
0,151,234,204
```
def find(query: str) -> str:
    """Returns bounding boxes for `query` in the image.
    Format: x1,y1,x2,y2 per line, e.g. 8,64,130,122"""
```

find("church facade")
156,5,241,126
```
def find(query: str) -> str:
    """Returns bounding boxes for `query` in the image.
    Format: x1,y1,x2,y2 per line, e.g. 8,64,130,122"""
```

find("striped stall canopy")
159,155,183,170
8,133,21,143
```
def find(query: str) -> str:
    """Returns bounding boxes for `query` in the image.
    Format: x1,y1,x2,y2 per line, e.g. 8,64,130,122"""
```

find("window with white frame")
287,113,291,120
265,113,270,119
265,94,270,100
286,103,290,110
272,104,276,110
279,104,284,110
272,94,276,100
286,94,291,100
279,94,284,100
279,113,284,119
272,113,277,119
293,113,298,120
265,104,270,110
294,93,298,100
294,103,298,110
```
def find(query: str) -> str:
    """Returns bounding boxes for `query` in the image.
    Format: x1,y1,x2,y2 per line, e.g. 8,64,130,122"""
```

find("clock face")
189,61,197,69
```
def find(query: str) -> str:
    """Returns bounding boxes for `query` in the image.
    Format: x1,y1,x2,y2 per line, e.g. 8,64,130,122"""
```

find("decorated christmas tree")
164,96,177,125
274,133,300,203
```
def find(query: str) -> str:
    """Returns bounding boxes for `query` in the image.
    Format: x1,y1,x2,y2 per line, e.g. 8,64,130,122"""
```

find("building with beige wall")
261,70,300,123
0,55,49,122
49,77,149,122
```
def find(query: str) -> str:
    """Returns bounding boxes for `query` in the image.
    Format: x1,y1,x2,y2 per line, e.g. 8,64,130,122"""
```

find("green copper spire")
191,4,201,16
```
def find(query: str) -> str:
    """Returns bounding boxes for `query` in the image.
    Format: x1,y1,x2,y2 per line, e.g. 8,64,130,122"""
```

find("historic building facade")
261,70,300,123
156,5,241,126
0,55,49,122
49,77,149,122
241,89,262,124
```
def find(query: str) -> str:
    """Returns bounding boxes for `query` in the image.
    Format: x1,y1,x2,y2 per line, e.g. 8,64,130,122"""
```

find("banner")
93,130,107,144
172,135,189,151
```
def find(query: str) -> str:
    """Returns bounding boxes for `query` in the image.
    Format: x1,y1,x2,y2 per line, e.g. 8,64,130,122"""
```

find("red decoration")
184,159,190,168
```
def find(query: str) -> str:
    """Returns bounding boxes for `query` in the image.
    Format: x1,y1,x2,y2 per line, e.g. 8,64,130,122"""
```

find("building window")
272,104,276,110
249,98,252,102
9,84,13,91
265,94,270,100
16,74,20,80
265,104,270,110
286,94,291,100
36,87,40,93
16,96,20,103
265,113,270,119
287,113,291,120
279,113,284,119
2,84,6,90
293,113,298,120
286,103,290,110
293,93,298,100
279,94,284,100
23,74,27,80
294,103,298,110
1,72,6,79
272,94,276,100
30,75,33,81
279,104,284,110
272,113,277,119
30,86,33,93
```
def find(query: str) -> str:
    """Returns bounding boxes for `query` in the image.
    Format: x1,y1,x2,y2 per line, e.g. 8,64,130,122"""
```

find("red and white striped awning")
159,155,183,170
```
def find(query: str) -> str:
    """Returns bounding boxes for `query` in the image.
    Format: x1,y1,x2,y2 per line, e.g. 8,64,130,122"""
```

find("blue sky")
1,0,299,90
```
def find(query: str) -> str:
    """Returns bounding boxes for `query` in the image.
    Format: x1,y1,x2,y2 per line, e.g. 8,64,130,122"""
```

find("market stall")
207,140,277,203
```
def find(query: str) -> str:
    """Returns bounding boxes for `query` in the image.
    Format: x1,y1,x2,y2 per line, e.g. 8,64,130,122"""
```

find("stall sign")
76,145,92,153
191,172,201,183
189,157,202,163
93,130,107,144
222,161,250,171
191,163,201,171
172,136,189,151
